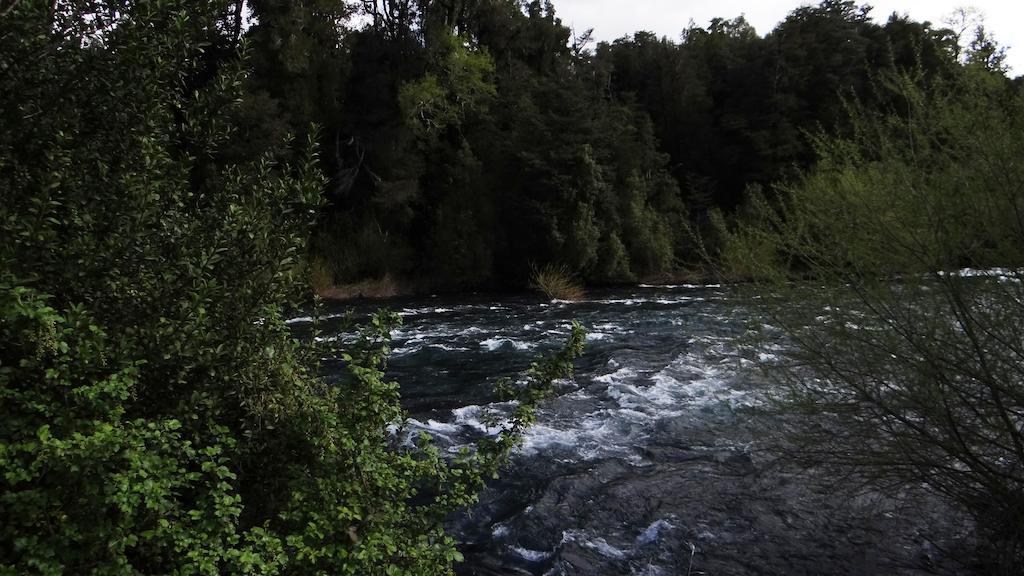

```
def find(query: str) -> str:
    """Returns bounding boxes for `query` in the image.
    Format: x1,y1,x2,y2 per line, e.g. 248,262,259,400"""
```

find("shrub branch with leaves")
716,69,1024,572
0,2,585,574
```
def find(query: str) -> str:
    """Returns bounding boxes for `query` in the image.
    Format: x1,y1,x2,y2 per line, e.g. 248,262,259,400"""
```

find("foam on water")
606,382,682,416
480,337,537,351
303,286,974,574
634,519,674,547
602,348,752,410
406,418,460,435
309,286,770,573
521,408,652,461
285,311,349,325
939,267,1020,279
561,531,629,560
397,307,435,317
398,306,464,317
382,293,761,468
591,322,627,334
592,298,646,306
512,547,554,562
592,366,640,385
451,402,518,435
526,519,675,573
519,423,579,452
630,567,667,576
492,522,511,538
518,342,761,462
639,283,722,289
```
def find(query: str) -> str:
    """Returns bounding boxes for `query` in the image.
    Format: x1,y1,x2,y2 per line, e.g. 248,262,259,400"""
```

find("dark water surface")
290,285,974,575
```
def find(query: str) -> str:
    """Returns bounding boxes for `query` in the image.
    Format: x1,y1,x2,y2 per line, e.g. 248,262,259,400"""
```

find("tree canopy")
226,0,1011,291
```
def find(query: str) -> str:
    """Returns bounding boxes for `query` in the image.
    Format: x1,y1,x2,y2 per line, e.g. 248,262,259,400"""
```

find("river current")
290,285,974,575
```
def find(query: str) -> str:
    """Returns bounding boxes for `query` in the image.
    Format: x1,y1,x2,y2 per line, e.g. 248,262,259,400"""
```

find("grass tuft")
531,264,585,301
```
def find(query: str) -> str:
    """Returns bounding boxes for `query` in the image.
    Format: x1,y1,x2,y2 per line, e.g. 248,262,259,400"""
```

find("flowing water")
291,285,974,575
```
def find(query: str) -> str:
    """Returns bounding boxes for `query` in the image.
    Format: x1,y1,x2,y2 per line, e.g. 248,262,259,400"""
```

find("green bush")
717,69,1024,572
1,284,286,575
0,2,585,574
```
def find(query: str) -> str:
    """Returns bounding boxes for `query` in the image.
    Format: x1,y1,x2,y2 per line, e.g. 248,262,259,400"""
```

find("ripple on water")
314,288,964,575
480,337,537,352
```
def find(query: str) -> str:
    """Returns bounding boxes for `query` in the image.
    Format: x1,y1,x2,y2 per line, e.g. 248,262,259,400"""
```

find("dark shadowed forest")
229,0,1017,292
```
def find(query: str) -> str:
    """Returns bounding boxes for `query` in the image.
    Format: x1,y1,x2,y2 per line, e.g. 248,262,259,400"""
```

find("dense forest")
3,0,1024,574
226,0,1018,292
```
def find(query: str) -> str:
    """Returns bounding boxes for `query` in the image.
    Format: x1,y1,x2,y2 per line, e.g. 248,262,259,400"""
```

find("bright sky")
553,0,1023,74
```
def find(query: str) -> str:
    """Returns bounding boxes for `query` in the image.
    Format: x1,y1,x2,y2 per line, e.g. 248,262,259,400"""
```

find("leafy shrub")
0,2,586,574
717,70,1024,572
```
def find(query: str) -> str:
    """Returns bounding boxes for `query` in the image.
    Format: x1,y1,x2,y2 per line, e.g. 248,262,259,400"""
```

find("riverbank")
315,274,409,300
313,268,724,302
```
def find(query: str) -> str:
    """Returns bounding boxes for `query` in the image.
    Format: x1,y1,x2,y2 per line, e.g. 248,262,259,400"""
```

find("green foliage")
296,0,691,289
622,175,675,277
596,3,965,223
209,0,1021,292
240,0,353,153
314,214,413,283
400,74,456,135
594,233,634,283
721,70,1024,279
1,285,285,575
0,1,587,573
399,33,497,137
716,70,1024,571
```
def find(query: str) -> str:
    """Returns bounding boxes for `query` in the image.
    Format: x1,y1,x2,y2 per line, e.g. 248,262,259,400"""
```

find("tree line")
228,0,1017,291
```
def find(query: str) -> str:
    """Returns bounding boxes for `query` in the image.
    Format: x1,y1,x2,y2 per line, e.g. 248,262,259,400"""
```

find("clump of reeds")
531,264,585,301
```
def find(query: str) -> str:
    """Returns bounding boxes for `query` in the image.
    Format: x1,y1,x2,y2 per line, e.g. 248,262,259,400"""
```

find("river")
293,284,974,575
